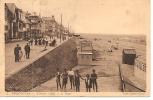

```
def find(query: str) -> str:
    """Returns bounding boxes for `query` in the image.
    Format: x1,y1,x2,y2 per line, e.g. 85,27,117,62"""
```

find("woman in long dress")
19,49,23,61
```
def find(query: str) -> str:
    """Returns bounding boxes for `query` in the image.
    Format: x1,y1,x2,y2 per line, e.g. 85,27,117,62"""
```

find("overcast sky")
8,0,149,35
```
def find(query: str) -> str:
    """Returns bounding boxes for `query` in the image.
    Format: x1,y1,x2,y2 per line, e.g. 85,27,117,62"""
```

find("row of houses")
5,3,71,43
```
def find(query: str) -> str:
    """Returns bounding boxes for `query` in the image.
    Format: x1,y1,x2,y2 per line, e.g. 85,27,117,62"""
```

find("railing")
118,63,125,92
117,63,145,92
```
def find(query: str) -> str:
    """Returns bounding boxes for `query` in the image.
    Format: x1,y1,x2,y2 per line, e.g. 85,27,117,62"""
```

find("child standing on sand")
84,74,92,92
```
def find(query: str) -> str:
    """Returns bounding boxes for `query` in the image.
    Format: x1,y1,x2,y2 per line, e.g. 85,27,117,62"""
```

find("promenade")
5,37,69,78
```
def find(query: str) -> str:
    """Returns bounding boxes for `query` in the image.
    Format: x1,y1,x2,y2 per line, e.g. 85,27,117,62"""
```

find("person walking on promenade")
85,74,92,92
91,69,98,92
42,38,45,45
55,68,61,91
19,49,23,61
30,39,33,46
24,43,30,59
46,39,48,46
14,44,21,62
44,38,48,49
61,68,68,90
74,70,84,92
28,39,31,45
39,39,42,45
68,68,75,89
35,39,38,45
28,38,32,46
52,39,56,46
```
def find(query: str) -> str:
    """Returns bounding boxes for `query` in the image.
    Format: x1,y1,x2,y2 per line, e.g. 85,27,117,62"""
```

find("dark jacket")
24,45,30,53
14,47,21,55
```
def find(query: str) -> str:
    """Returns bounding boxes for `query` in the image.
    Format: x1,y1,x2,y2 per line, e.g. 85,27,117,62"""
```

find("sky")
6,0,150,35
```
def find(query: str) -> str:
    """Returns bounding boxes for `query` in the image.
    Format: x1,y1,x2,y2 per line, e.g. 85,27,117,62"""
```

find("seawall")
5,38,78,91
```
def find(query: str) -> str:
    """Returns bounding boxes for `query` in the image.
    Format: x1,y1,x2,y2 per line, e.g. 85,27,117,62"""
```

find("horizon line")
74,33,147,36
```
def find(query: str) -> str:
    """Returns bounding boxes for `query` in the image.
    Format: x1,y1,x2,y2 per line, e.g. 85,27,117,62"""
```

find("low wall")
124,82,145,92
5,38,78,92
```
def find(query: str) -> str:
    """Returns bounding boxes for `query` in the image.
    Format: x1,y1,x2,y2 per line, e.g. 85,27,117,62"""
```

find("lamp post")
60,14,63,43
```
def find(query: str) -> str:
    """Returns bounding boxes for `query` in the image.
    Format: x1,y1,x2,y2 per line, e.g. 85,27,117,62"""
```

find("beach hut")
78,52,93,65
122,49,136,65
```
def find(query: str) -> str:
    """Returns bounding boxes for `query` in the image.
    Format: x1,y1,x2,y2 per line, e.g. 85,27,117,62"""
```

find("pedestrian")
29,38,32,46
42,38,45,45
39,39,42,45
61,68,68,90
28,39,31,45
91,69,98,92
14,44,21,62
85,74,92,92
55,68,61,91
41,39,43,45
24,43,30,59
46,39,48,46
52,39,56,46
35,39,38,45
74,70,84,92
19,49,23,61
30,39,33,46
68,68,75,89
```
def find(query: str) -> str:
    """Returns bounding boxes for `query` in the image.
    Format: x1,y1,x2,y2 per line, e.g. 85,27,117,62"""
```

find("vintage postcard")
0,0,150,96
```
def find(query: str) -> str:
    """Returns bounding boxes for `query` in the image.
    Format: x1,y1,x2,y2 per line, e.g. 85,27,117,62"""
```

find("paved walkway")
31,76,121,92
5,37,69,78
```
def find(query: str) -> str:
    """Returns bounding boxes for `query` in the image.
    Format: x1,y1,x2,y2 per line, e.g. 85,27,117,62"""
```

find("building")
5,3,17,42
41,17,53,36
5,3,30,42
15,8,26,39
5,3,70,42
63,27,69,40
42,16,59,39
40,19,46,34
27,13,42,39
23,12,31,40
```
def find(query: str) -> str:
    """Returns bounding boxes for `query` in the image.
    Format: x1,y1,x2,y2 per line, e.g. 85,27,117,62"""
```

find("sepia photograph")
0,0,150,96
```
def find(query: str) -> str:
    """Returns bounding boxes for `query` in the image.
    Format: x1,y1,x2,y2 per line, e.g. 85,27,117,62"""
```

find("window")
5,25,8,30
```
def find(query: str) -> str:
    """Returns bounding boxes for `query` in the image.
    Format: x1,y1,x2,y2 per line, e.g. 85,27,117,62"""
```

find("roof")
123,49,136,54
5,3,16,15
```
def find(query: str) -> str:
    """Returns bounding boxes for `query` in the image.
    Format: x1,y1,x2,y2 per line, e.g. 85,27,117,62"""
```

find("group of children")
55,68,98,92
